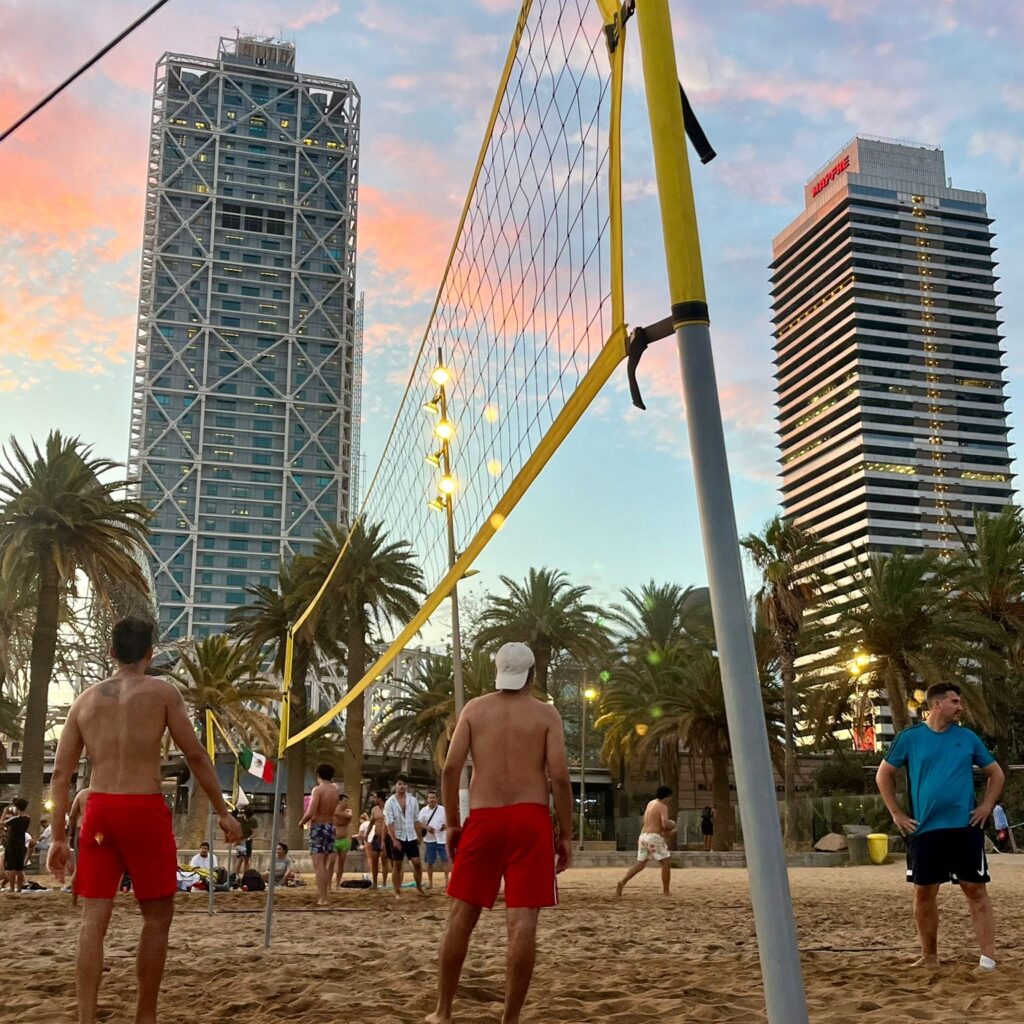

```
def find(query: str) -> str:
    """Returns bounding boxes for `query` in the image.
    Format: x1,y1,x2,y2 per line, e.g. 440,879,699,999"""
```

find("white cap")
495,642,535,691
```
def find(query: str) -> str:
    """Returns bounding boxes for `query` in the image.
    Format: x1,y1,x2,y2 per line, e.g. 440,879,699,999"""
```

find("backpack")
241,869,265,892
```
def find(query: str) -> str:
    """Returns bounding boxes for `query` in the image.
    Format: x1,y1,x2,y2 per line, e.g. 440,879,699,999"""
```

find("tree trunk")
182,713,211,847
343,621,367,808
22,557,61,826
780,650,798,851
659,734,680,848
534,639,551,700
710,750,734,851
285,648,310,849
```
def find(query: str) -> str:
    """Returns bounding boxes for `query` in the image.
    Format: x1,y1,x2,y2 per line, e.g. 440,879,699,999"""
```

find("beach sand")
2,861,1022,1023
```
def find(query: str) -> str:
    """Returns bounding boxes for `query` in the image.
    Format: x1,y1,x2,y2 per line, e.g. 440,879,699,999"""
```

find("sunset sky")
1,0,1021,613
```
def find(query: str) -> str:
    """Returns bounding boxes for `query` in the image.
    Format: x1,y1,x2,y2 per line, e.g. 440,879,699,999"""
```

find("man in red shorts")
47,617,242,1024
426,642,572,1024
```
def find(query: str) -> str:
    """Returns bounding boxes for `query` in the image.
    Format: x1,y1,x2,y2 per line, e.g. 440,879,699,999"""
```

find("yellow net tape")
282,0,628,750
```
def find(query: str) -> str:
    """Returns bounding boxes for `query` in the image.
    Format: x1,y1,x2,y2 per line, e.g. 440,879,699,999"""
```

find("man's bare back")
307,781,340,823
641,798,671,837
459,690,562,808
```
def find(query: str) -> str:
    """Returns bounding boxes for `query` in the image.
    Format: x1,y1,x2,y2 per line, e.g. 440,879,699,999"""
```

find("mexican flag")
239,748,274,783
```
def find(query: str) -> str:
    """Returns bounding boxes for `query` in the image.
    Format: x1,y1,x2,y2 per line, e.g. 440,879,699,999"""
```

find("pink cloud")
288,1,341,31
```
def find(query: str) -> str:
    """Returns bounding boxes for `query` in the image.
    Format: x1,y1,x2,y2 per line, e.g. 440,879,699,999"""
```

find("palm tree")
741,516,824,848
313,521,425,805
474,568,609,698
172,634,278,845
376,656,454,778
0,433,151,820
0,693,23,770
837,550,983,733
610,581,698,655
230,554,327,847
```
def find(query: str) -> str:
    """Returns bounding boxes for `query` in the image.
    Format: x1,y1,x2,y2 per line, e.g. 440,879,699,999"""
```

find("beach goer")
367,791,390,888
876,682,1005,970
616,786,676,897
2,798,34,892
700,804,715,852
38,817,52,862
232,805,257,881
189,842,217,876
385,774,426,898
992,802,1010,852
46,616,242,1024
426,642,572,1024
263,842,297,886
418,789,449,890
329,789,354,888
299,762,340,907
356,812,370,852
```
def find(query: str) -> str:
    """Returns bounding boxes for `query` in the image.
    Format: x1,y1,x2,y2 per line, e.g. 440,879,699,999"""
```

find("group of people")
25,614,1018,1024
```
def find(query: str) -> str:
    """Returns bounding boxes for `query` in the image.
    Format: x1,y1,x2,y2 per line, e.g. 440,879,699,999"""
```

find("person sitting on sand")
47,616,242,1024
264,842,298,886
189,842,217,876
616,786,676,897
426,642,572,1024
299,763,339,907
876,682,1004,971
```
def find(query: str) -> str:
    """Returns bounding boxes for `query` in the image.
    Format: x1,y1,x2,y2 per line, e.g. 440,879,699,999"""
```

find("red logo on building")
811,154,851,197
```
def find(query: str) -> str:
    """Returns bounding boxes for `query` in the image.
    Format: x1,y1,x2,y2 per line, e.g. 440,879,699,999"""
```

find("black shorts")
905,827,990,886
4,846,26,871
385,837,420,862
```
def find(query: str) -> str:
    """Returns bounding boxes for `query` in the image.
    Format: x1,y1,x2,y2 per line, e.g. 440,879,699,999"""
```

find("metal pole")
262,755,284,948
635,3,808,1022
207,803,216,914
440,372,471,822
579,682,587,852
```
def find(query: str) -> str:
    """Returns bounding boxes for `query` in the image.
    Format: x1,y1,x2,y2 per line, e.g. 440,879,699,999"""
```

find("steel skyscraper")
128,34,361,639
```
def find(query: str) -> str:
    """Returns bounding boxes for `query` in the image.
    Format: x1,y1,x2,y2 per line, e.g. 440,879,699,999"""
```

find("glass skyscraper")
128,34,360,639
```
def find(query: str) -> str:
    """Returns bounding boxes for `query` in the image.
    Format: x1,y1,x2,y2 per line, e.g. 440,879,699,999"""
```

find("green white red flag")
239,747,274,783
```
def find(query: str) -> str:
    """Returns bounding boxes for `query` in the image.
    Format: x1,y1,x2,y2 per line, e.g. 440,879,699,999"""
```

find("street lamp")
579,683,599,851
425,347,470,820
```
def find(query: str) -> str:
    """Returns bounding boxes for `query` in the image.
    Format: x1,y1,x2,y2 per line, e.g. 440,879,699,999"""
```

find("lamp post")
426,350,471,820
579,684,598,852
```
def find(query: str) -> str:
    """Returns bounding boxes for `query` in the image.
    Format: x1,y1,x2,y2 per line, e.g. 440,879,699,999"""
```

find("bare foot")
417,886,430,897
424,1011,451,1024
911,955,940,967
615,880,624,898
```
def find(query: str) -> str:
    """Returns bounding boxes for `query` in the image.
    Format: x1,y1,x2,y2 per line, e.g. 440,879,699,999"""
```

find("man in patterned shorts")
300,763,340,908
617,786,675,897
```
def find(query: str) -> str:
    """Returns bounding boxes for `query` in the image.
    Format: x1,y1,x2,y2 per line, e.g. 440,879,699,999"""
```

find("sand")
2,861,1023,1023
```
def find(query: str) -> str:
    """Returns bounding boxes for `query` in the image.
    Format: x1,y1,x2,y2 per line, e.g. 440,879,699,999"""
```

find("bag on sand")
241,869,265,892
340,878,373,889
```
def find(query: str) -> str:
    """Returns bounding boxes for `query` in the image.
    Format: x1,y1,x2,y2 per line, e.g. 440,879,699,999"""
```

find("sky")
1,0,1022,618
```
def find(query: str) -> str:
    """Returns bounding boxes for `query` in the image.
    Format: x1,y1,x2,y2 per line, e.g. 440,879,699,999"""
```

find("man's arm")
875,760,918,834
299,789,319,828
544,708,573,872
441,708,472,844
46,700,85,882
383,797,400,843
166,688,242,843
970,761,1006,827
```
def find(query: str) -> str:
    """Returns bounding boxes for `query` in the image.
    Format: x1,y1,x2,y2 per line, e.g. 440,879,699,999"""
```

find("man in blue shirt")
876,682,1004,970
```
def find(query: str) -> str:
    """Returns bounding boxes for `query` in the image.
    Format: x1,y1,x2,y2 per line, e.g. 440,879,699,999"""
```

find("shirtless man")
47,617,242,1024
616,786,676,897
328,790,354,888
367,790,390,889
426,642,572,1024
299,763,340,907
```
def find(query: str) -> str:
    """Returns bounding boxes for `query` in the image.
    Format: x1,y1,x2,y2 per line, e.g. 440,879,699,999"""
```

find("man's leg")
426,898,482,1024
411,856,427,894
336,850,347,886
135,895,174,1024
311,853,329,905
503,907,540,1024
368,849,379,888
660,858,671,895
392,852,404,896
77,897,114,1024
426,848,434,889
913,884,941,965
616,859,647,896
960,882,995,960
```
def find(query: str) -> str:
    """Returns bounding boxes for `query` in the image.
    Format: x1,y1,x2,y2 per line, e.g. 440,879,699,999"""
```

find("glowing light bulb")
487,459,502,476
431,365,451,386
583,687,598,701
427,497,444,512
483,403,499,423
634,723,649,737
489,512,506,531
434,418,454,441
438,474,457,495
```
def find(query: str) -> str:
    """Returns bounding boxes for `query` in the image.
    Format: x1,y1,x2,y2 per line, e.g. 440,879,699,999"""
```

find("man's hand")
892,811,919,835
219,812,243,844
555,835,572,874
970,802,994,828
447,825,463,860
47,840,72,885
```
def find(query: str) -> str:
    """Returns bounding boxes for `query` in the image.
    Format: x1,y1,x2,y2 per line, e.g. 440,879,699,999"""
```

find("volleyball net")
281,0,629,753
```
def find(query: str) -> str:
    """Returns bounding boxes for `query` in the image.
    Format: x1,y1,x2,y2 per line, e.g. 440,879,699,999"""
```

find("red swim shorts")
77,793,178,901
448,802,557,910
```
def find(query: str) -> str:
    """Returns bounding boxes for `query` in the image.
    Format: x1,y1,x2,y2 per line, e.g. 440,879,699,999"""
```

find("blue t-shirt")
884,723,994,833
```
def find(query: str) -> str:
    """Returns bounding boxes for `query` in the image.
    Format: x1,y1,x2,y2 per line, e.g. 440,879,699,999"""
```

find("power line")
0,0,172,145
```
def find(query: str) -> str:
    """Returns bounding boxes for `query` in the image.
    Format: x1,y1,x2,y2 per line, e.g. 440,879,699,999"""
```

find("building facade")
771,136,1014,744
128,35,361,639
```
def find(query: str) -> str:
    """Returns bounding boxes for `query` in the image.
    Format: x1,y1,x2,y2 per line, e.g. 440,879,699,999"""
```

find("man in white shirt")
384,775,427,898
418,789,449,890
189,842,218,874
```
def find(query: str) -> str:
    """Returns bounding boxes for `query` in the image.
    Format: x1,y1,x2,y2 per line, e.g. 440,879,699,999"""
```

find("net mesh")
287,0,625,746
